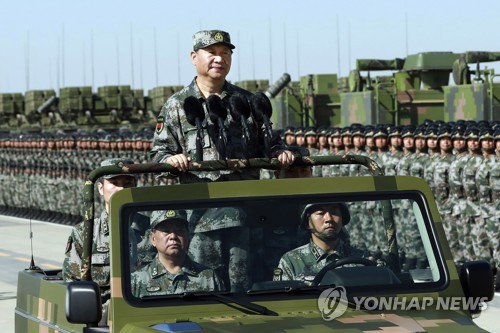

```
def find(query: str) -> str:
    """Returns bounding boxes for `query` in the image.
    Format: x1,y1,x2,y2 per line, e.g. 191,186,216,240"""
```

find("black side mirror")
66,281,102,326
459,260,494,314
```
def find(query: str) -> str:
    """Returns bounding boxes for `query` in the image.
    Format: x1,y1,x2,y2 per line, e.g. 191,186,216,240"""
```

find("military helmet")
437,126,452,139
100,158,136,180
304,126,317,137
364,125,375,137
299,202,350,230
351,125,365,136
478,128,493,141
283,126,295,136
330,127,342,137
373,126,388,138
388,126,403,137
465,127,479,140
401,125,416,138
294,127,305,137
451,128,465,140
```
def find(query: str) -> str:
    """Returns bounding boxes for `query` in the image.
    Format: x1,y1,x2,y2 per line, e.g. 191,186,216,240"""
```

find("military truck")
15,156,494,332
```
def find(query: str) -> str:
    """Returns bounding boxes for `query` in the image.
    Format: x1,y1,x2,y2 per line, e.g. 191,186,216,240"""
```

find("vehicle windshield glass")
123,192,445,300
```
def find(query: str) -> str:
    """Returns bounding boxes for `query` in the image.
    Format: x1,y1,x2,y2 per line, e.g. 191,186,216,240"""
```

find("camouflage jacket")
475,155,495,215
130,255,225,297
432,153,455,211
448,152,469,216
150,78,285,183
276,239,366,285
63,210,111,291
462,154,483,216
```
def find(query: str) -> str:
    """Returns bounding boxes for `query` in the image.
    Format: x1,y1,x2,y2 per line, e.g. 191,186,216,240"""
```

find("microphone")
206,94,229,160
251,92,273,158
183,96,205,161
229,93,251,158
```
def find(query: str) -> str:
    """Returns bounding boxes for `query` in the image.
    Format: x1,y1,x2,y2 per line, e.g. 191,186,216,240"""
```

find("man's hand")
165,154,191,172
275,150,296,168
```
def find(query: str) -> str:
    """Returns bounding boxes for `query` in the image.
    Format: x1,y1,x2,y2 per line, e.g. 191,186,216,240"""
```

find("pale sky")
1,0,500,94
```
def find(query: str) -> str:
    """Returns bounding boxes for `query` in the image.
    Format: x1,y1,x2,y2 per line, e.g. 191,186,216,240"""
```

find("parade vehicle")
15,155,494,332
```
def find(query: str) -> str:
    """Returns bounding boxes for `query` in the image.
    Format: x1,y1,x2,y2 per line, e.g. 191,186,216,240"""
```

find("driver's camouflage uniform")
274,239,367,284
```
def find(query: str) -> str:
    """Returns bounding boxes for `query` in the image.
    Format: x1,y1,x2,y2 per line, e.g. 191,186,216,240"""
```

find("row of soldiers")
0,120,498,272
280,120,499,272
0,128,157,224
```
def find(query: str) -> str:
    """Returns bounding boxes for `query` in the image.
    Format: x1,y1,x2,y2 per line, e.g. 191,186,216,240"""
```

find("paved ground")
1,215,498,332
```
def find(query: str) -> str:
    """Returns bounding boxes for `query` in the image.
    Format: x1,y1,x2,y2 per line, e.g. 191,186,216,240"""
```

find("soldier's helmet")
364,125,375,137
388,125,403,137
351,125,365,136
317,126,328,137
424,126,438,139
373,126,388,138
283,126,295,136
299,202,350,230
294,127,305,137
451,127,465,140
494,127,500,141
150,209,188,230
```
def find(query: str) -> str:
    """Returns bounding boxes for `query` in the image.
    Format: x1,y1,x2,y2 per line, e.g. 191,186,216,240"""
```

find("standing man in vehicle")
150,29,294,181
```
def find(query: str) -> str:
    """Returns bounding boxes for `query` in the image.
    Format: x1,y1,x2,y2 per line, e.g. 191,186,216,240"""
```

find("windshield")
121,192,445,301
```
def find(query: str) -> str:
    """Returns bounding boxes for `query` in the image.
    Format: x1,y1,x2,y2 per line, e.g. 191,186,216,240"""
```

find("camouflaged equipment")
192,30,235,51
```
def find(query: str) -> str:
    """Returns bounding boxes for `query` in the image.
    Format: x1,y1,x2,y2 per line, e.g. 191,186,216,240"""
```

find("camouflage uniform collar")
150,255,201,279
191,78,233,101
309,239,347,263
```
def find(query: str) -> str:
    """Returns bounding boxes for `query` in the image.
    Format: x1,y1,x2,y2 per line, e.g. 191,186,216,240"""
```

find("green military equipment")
15,156,494,332
234,79,269,93
445,51,500,122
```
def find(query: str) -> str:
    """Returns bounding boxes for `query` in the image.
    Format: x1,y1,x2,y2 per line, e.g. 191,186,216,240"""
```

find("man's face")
453,138,465,152
353,135,365,149
308,204,343,242
403,136,414,150
481,138,494,152
285,134,295,146
439,137,452,153
427,138,437,149
98,175,136,207
191,44,232,81
306,135,317,146
390,135,402,149
295,135,305,147
467,138,479,152
375,136,387,149
150,220,189,257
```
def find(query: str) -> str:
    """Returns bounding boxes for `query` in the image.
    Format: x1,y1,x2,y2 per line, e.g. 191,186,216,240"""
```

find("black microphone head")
206,94,227,123
183,96,205,126
229,93,251,120
251,92,273,121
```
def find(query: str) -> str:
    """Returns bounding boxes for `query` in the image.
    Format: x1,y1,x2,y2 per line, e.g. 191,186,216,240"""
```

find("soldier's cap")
451,128,465,139
351,125,365,136
373,127,388,138
150,209,188,230
300,202,350,230
294,127,305,136
401,125,416,138
437,126,452,139
465,127,479,140
100,158,136,180
479,128,493,141
304,127,317,137
329,127,342,137
388,126,402,137
283,126,295,136
193,30,235,51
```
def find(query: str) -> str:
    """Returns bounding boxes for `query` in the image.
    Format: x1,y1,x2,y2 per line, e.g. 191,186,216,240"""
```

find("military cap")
330,127,342,137
193,30,235,51
304,126,317,137
317,126,328,137
465,127,479,140
401,125,416,138
150,209,188,230
494,127,500,140
299,202,350,230
424,126,438,138
437,126,452,139
364,125,375,137
422,119,434,127
451,128,465,140
351,125,365,136
341,126,351,136
100,158,135,180
389,126,403,137
283,126,295,136
478,128,493,141
373,126,388,138
294,127,305,136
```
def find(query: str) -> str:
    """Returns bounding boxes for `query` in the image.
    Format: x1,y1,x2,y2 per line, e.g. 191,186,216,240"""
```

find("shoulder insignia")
273,268,283,281
156,115,165,135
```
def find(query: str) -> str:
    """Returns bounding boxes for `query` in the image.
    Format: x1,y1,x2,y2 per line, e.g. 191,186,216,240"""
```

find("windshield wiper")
143,291,276,316
247,282,336,295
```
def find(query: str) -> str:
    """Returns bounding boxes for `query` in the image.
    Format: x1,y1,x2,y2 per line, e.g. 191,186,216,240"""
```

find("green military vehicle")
15,156,494,332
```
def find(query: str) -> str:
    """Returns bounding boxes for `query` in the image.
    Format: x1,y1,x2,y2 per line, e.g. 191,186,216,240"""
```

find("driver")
274,202,369,284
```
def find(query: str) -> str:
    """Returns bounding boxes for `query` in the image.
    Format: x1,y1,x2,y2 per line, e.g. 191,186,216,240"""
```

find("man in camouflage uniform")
62,158,147,298
131,209,225,297
150,29,294,181
447,127,469,263
321,127,343,178
461,128,483,261
275,202,368,284
474,128,496,264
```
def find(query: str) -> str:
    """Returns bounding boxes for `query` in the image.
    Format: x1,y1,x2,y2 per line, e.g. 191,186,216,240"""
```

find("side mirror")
459,260,494,315
66,281,102,325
